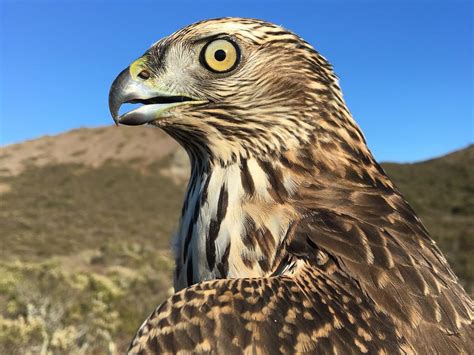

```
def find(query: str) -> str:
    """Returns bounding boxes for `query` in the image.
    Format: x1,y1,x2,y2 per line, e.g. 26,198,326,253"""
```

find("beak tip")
108,67,131,126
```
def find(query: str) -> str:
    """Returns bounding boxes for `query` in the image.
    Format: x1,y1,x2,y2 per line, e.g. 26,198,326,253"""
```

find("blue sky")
1,0,472,162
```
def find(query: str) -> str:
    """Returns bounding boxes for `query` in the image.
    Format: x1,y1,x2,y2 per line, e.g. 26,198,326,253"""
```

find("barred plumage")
109,17,474,354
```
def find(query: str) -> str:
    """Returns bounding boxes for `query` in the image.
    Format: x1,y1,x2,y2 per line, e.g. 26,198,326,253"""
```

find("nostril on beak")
137,70,151,80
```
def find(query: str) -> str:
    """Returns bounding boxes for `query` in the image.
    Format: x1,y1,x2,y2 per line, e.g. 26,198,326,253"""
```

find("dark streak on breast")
199,170,212,207
257,257,270,273
240,159,255,196
255,226,276,266
242,216,257,250
258,159,288,203
217,242,231,278
186,255,193,286
206,185,229,270
183,199,202,262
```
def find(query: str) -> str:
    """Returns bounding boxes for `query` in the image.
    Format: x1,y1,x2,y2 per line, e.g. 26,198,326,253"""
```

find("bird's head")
109,18,365,164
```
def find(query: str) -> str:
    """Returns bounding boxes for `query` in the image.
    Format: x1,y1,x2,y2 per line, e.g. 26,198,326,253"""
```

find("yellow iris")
203,39,239,73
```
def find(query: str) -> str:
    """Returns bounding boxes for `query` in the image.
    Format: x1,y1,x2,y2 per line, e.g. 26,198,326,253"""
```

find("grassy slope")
0,161,184,260
0,160,185,353
0,142,472,352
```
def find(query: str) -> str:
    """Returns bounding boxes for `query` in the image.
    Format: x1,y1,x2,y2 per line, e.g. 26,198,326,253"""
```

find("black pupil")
214,49,226,61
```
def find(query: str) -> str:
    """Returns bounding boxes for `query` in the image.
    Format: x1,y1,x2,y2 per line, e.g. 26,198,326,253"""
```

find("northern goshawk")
109,18,473,354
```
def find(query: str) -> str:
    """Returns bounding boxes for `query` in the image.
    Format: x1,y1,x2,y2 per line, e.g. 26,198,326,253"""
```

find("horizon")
2,124,472,165
1,0,473,163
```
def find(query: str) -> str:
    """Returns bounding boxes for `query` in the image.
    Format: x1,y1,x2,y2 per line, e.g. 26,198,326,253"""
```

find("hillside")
0,126,472,353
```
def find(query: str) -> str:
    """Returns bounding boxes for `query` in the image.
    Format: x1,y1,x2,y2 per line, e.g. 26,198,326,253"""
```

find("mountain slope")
0,126,179,177
0,127,472,353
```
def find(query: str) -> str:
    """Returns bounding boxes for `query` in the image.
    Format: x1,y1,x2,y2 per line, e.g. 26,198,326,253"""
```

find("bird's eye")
201,39,240,73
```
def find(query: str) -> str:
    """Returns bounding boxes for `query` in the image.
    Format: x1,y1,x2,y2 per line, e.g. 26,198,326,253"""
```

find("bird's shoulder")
288,207,474,353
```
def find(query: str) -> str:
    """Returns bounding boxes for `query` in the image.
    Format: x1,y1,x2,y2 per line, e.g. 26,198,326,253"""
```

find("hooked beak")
108,67,207,126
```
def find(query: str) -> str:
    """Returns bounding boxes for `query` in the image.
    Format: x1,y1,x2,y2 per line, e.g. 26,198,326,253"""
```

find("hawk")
109,18,473,354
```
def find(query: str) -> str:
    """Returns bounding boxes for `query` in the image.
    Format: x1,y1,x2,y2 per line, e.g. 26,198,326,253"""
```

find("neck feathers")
173,155,299,291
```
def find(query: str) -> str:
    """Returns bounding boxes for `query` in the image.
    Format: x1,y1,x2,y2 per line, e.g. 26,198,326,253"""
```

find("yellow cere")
129,57,148,80
204,39,238,73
